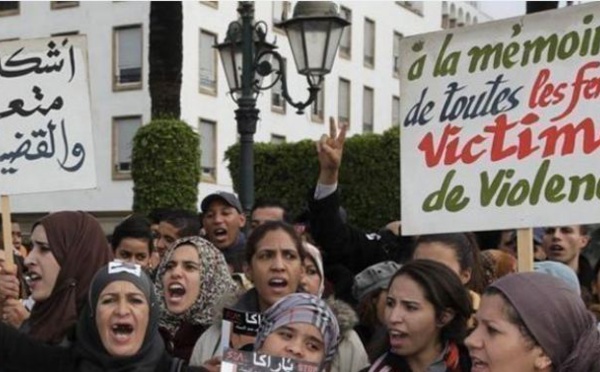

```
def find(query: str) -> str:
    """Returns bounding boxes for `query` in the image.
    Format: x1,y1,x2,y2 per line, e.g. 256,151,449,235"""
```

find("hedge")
226,126,400,230
132,118,200,215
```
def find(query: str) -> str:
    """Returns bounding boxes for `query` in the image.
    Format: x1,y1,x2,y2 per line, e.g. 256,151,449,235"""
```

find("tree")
131,118,200,215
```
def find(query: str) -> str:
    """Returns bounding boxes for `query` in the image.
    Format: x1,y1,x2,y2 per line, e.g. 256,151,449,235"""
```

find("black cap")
201,191,243,213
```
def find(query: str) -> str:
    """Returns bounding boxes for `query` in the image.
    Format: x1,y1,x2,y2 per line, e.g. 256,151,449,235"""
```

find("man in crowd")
249,199,291,232
201,192,246,272
153,209,202,260
542,224,593,297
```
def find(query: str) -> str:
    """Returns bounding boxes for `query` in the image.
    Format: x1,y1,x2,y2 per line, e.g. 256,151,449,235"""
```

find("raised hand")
316,117,348,185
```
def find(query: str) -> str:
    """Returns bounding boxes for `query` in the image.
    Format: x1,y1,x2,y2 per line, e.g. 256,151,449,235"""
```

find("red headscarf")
27,211,113,344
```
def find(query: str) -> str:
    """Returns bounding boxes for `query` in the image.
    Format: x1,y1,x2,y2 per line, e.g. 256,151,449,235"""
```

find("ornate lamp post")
216,1,350,214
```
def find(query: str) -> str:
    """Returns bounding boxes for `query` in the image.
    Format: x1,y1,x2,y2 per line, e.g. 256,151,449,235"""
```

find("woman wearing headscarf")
189,221,306,367
302,242,369,372
155,236,238,362
0,211,112,346
254,292,341,370
467,272,600,372
0,261,204,371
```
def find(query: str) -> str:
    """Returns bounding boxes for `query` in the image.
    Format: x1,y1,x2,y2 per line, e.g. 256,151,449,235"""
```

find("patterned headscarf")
155,236,237,335
254,293,340,365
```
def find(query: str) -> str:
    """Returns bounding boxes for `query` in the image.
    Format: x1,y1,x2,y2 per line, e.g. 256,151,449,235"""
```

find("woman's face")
96,280,149,357
385,275,443,361
259,323,325,365
301,257,322,296
245,228,304,311
162,244,201,314
465,294,549,372
24,225,61,302
413,242,471,285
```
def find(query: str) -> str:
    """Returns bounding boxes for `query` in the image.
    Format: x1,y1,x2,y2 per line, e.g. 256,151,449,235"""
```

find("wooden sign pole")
517,228,534,272
1,195,14,270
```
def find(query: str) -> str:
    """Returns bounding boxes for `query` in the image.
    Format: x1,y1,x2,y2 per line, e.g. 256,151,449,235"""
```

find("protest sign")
221,307,262,355
400,3,600,235
0,35,96,195
221,348,319,372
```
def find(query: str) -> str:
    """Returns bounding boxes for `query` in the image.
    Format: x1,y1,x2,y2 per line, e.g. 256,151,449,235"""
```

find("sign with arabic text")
400,3,600,235
221,349,319,372
0,35,96,195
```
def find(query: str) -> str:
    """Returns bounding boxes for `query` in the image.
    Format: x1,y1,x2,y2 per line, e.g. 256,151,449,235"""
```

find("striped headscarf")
155,236,238,335
254,293,340,365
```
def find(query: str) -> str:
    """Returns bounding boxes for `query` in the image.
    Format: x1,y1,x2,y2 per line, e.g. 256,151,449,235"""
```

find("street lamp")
216,1,350,214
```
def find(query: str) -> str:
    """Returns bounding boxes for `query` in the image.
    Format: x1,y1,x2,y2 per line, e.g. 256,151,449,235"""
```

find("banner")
0,35,96,195
400,3,600,235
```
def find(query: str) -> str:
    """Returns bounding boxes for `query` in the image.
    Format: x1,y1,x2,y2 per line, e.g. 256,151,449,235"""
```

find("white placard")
400,3,600,235
0,35,96,195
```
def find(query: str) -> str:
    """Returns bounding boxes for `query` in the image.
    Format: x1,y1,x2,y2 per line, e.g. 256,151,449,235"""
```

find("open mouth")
268,278,288,289
471,357,488,371
549,244,565,254
25,272,41,285
111,322,135,342
213,228,228,240
388,330,409,347
168,283,186,299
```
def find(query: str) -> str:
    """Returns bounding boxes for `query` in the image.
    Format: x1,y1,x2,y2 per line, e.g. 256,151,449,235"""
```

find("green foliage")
226,126,400,230
132,118,200,215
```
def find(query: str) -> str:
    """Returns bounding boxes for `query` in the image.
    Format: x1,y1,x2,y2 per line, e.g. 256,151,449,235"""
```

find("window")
311,81,325,123
51,1,79,9
113,25,143,90
397,1,424,16
113,116,142,178
363,18,375,68
271,57,286,113
271,134,286,144
199,29,217,94
0,1,19,16
272,1,290,31
393,32,403,77
199,118,217,181
339,7,352,58
363,87,374,133
392,96,400,127
338,78,350,125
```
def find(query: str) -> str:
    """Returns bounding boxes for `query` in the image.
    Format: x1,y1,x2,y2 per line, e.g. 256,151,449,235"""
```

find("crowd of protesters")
0,119,599,372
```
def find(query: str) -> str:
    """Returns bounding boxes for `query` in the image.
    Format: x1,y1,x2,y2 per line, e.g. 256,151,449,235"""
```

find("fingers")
338,121,348,145
329,116,337,139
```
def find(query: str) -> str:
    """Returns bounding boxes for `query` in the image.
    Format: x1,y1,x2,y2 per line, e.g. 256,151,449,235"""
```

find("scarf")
254,293,340,365
368,342,463,372
155,236,238,336
75,261,166,372
27,211,113,344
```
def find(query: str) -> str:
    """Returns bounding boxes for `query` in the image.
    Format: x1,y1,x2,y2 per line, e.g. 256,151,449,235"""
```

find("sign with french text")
0,35,96,195
400,3,600,235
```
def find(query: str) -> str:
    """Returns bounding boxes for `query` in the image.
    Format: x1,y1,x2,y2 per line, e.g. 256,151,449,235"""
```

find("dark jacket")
0,322,202,372
308,188,410,304
160,322,208,362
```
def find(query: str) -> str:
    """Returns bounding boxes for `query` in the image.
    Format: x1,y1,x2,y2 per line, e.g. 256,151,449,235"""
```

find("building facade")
0,1,491,231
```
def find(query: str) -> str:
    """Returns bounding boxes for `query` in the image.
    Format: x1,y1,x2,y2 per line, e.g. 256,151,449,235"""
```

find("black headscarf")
75,261,166,372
